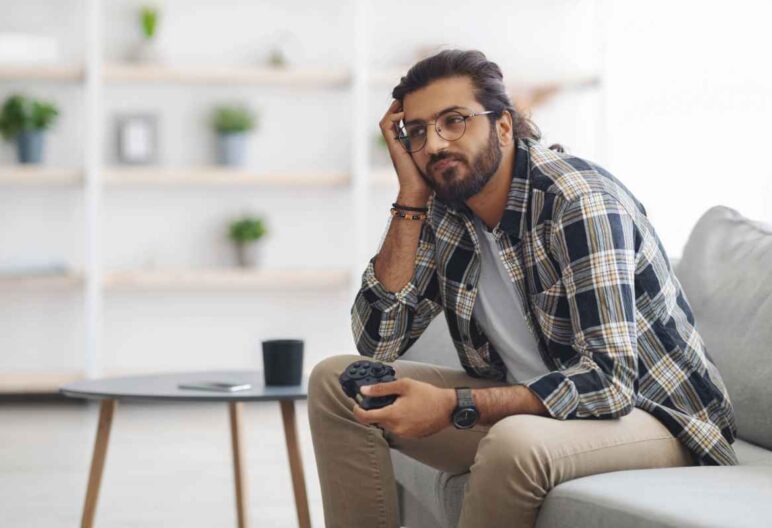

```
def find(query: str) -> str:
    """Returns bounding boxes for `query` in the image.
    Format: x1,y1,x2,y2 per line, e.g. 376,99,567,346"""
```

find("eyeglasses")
395,109,495,153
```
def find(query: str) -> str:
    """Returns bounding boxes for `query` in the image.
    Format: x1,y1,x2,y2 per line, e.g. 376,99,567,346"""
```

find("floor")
0,399,325,527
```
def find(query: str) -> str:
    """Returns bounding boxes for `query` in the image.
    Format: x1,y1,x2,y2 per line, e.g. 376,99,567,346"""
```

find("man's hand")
352,378,456,438
379,100,432,204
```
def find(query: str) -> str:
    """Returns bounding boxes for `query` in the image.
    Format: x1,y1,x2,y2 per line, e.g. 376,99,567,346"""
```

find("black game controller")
339,359,398,410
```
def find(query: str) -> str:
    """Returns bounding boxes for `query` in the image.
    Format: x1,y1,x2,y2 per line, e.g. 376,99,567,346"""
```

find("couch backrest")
675,205,772,449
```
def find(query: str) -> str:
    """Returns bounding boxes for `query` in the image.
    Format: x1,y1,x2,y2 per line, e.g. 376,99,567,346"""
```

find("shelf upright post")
350,0,371,301
84,0,104,379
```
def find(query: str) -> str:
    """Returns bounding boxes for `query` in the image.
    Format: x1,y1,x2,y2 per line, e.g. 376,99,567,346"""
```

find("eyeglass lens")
397,111,468,152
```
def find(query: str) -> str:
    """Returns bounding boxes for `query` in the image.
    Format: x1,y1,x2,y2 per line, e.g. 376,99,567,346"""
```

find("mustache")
428,152,467,172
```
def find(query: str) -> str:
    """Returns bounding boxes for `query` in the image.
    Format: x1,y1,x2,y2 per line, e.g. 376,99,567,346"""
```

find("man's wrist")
396,188,430,208
443,388,457,426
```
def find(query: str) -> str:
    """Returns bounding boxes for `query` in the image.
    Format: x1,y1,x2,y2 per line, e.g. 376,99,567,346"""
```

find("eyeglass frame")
394,108,497,153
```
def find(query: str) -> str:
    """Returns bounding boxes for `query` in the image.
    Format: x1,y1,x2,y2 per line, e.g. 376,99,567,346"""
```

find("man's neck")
465,143,515,231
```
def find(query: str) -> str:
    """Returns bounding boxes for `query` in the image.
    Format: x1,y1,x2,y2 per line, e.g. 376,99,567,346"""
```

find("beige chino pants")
308,354,695,528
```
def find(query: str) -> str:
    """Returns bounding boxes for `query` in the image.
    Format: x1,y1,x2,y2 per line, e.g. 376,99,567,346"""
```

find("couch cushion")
393,439,772,528
675,206,772,449
534,464,772,528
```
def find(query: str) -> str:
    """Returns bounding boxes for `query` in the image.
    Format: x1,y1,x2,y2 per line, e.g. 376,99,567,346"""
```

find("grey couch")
392,205,772,528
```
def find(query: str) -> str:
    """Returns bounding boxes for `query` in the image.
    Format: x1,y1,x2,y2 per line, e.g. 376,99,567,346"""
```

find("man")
308,49,737,528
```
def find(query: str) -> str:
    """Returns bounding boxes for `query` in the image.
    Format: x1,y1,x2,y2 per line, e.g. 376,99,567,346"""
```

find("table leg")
280,400,311,528
229,401,249,528
81,399,117,528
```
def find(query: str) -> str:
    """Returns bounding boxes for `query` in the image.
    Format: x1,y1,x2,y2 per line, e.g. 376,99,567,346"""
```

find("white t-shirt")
470,214,552,384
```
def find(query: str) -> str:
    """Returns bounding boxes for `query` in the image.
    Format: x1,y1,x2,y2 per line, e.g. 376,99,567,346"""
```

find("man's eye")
407,128,425,139
445,115,465,125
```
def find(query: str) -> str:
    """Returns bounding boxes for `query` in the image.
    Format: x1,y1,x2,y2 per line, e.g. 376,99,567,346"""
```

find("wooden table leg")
280,400,311,528
81,399,117,528
229,401,249,528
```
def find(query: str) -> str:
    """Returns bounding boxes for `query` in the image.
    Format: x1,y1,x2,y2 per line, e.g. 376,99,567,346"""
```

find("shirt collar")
429,137,532,242
496,137,531,241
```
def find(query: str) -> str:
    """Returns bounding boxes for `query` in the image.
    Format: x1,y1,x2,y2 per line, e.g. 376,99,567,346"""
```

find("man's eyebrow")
403,105,465,126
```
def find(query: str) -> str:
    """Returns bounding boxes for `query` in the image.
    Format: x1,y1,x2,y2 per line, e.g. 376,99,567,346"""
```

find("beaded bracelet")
390,207,427,221
392,202,428,213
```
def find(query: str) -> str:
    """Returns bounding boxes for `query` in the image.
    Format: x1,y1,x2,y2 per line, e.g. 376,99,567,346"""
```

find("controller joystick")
339,359,398,410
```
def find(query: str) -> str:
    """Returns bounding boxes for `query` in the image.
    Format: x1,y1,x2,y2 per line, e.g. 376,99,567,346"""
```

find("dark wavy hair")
392,49,550,146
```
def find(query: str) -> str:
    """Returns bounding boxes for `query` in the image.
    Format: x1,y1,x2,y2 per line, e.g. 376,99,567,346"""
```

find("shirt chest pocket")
529,279,570,328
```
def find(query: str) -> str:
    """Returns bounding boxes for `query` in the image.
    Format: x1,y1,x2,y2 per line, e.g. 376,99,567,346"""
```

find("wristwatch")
451,387,480,429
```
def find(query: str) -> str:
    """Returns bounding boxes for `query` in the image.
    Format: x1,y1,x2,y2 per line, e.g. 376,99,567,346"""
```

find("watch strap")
455,387,474,409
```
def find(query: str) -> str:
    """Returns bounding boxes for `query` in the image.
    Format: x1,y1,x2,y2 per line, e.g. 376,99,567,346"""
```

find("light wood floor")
0,400,325,527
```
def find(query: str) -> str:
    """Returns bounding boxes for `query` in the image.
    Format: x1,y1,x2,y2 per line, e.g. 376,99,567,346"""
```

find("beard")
420,125,502,210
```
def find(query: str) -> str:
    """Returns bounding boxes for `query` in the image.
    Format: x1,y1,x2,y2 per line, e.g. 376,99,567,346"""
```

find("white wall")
602,0,772,253
1,0,770,379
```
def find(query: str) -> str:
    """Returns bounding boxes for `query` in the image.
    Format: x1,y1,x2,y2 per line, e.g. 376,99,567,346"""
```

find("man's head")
391,49,541,209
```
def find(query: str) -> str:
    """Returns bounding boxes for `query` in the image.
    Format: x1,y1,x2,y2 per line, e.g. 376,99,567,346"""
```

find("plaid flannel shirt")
352,137,738,466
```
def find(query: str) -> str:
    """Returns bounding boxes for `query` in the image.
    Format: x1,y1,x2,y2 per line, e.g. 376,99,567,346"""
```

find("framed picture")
115,114,159,164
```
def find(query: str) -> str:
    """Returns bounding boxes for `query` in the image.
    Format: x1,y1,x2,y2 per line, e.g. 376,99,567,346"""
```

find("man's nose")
424,125,449,156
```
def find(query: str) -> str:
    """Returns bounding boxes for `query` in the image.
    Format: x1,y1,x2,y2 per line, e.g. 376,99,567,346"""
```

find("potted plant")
229,215,267,267
212,104,258,167
267,47,287,68
0,94,59,164
131,4,162,63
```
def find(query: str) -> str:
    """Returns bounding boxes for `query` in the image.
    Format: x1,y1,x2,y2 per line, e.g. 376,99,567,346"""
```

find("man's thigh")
381,357,508,474
474,406,695,481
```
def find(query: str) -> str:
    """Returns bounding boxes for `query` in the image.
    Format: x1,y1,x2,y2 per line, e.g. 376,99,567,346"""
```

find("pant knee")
308,354,363,412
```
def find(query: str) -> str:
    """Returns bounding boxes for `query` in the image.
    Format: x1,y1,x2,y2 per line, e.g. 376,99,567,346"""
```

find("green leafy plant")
140,5,159,39
212,104,258,134
268,48,287,68
0,94,59,141
229,216,267,244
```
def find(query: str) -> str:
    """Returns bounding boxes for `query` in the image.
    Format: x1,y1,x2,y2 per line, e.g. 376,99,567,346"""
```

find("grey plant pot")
217,132,248,167
235,242,263,268
17,130,45,164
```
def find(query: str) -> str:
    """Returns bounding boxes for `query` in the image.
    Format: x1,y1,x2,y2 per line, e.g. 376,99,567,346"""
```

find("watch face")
453,407,479,429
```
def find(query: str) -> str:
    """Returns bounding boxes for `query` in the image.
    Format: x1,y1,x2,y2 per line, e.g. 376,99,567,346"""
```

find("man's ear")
497,110,514,146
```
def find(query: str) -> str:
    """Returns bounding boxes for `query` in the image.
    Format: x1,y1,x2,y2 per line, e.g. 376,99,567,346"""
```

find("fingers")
379,100,405,135
352,403,389,426
361,379,405,397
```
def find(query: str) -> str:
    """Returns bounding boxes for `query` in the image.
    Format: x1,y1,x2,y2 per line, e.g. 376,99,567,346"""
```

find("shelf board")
0,371,85,394
103,268,350,291
102,62,350,87
0,166,83,186
103,167,349,187
0,64,84,81
370,166,398,187
0,272,83,290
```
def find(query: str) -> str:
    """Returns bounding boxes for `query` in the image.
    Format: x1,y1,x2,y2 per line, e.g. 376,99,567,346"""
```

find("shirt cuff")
362,255,420,312
523,371,580,420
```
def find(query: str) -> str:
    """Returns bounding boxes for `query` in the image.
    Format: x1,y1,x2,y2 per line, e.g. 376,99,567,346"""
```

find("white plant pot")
236,242,263,268
131,39,163,63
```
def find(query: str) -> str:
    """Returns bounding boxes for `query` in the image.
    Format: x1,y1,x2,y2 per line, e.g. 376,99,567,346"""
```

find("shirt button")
466,283,474,291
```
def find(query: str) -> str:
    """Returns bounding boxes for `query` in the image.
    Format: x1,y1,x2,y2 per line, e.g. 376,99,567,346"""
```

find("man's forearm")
470,385,549,425
373,190,429,292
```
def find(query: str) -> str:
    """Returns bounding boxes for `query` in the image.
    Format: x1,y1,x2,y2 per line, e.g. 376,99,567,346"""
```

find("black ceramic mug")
262,339,304,386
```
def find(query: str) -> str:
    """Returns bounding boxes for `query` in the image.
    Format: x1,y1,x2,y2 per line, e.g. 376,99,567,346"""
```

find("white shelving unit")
1,0,602,393
0,0,373,394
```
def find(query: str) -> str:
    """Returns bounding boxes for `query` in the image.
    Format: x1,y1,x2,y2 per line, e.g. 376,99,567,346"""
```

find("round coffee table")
60,370,310,528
